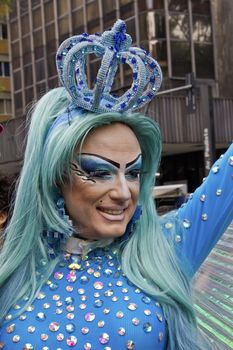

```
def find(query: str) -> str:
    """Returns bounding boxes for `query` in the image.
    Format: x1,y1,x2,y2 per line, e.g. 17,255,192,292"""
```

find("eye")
89,170,112,179
126,169,142,180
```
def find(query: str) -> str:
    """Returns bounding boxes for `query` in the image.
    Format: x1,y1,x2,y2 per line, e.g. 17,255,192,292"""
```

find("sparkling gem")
123,296,130,301
13,304,21,310
80,295,87,301
98,320,105,328
156,313,163,322
104,269,113,277
212,165,220,174
112,296,118,302
94,281,104,290
27,325,35,333
49,282,59,290
84,343,92,350
66,323,76,333
19,314,27,320
81,327,89,334
37,291,46,299
126,340,135,349
122,288,128,293
6,323,15,333
26,305,34,312
216,189,222,196
56,308,63,314
94,299,103,308
175,235,182,243
57,333,64,341
12,335,20,343
67,335,78,346
42,346,49,350
56,301,62,307
103,308,110,314
142,296,151,304
94,271,101,278
202,213,208,221
116,280,123,286
65,297,74,305
49,321,60,332
104,289,114,297
66,285,73,292
144,309,152,316
54,271,64,280
68,262,81,270
79,303,87,309
66,305,74,312
165,222,173,229
94,292,100,298
36,312,46,321
134,288,141,293
41,333,49,341
78,288,85,295
200,194,206,202
118,327,126,336
155,302,161,308
143,322,152,333
183,219,191,229
43,303,50,309
79,276,89,284
87,268,94,274
116,311,124,318
132,317,140,325
85,312,95,322
99,333,109,344
67,313,74,319
228,156,233,166
22,344,33,350
127,303,137,311
104,348,112,350
159,332,164,341
67,271,77,283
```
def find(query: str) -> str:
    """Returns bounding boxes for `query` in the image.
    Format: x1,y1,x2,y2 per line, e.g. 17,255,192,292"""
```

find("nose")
109,173,131,202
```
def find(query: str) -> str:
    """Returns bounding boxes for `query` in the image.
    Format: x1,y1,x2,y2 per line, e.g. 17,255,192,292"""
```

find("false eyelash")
70,162,96,183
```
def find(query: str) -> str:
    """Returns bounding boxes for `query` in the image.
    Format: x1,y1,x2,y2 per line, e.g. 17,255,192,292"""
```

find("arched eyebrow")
79,153,142,169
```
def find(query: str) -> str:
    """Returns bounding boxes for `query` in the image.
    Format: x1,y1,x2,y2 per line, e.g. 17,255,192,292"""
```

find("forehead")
77,123,141,163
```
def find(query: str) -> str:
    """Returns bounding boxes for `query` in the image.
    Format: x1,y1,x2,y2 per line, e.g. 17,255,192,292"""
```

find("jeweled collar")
63,236,114,256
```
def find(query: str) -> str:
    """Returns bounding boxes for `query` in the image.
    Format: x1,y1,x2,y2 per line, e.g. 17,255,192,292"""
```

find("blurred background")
0,0,232,348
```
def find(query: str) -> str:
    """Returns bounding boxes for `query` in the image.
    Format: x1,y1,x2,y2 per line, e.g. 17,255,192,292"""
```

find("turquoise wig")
0,87,209,349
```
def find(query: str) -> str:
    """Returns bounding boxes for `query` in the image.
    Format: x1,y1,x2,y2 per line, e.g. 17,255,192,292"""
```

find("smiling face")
61,122,142,240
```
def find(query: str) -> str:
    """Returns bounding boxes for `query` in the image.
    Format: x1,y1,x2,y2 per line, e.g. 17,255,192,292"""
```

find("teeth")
100,208,123,215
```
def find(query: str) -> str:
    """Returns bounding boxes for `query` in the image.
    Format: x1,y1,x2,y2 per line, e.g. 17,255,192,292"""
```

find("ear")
0,211,7,228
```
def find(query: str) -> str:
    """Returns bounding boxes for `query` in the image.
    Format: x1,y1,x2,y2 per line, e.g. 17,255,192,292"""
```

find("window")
71,0,83,9
21,14,30,37
72,9,84,34
0,23,7,39
13,70,21,90
168,0,187,12
44,1,54,22
171,41,192,76
33,7,42,29
11,20,18,41
24,65,33,87
120,0,134,19
11,41,20,70
57,0,68,16
0,62,10,77
34,30,44,60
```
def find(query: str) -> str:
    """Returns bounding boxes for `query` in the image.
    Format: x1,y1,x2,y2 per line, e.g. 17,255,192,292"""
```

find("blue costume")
0,144,232,350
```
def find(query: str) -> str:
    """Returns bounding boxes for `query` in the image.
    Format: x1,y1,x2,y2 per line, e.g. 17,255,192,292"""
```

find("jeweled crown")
56,20,162,113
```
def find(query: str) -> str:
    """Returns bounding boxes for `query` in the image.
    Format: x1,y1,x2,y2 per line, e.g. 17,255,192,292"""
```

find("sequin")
85,312,95,321
87,268,94,274
81,327,89,334
144,309,152,316
49,321,60,332
142,296,151,304
80,295,87,301
66,335,78,346
156,313,163,322
116,280,123,286
78,288,85,295
123,296,130,301
5,314,12,320
67,313,75,319
134,288,141,293
66,285,73,292
66,323,76,333
122,288,128,293
54,271,64,280
132,317,140,325
43,303,50,309
216,189,222,196
27,325,35,333
112,296,118,302
79,303,87,309
127,303,137,311
19,314,27,320
94,292,100,298
26,305,34,312
13,304,21,310
66,271,77,283
56,308,63,314
94,281,104,290
6,323,15,333
41,333,49,341
53,294,60,301
118,327,126,336
57,333,64,341
183,219,191,229
212,165,220,173
159,332,164,342
143,322,152,333
94,299,103,307
12,335,20,343
202,213,208,221
116,311,124,318
22,344,34,350
103,308,110,314
200,194,206,202
104,348,112,350
99,333,110,344
36,312,46,321
56,301,63,307
66,305,74,312
126,340,135,349
94,271,101,277
104,289,114,297
84,343,92,350
79,275,89,284
98,320,105,328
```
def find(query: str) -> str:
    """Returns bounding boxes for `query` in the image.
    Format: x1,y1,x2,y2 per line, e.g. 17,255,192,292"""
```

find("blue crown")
56,20,162,113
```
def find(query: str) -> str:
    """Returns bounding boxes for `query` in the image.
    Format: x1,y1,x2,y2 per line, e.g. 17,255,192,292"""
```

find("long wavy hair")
0,87,207,349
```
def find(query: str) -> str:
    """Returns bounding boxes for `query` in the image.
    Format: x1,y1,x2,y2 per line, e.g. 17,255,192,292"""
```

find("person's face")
61,123,142,240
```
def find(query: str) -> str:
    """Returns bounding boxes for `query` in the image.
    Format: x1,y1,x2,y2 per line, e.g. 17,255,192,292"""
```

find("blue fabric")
0,143,232,349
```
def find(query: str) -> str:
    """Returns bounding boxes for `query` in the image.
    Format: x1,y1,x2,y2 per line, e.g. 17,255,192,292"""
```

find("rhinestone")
79,276,89,284
36,312,46,321
126,340,135,349
52,294,60,301
66,285,73,292
134,288,141,293
87,268,94,274
68,263,81,270
19,314,27,320
65,297,74,305
13,304,21,310
49,321,60,332
26,305,34,312
66,305,74,312
66,323,76,333
84,343,92,350
37,291,46,299
67,335,78,346
56,308,63,314
57,333,64,341
67,313,74,319
94,299,103,308
104,269,113,277
94,271,101,277
80,295,87,301
144,309,152,316
132,317,140,325
79,303,87,309
116,280,123,286
202,213,208,221
42,347,49,350
49,282,59,290
228,156,233,166
216,189,222,196
78,288,85,295
127,303,137,311
41,333,49,341
112,296,118,302
66,271,77,283
175,235,182,243
165,222,173,229
98,320,105,328
123,296,130,301
6,323,15,333
183,219,191,229
144,322,153,333
99,333,109,344
200,194,206,202
94,281,104,290
104,289,114,297
94,292,100,298
43,303,50,309
108,282,113,287
12,335,20,343
103,308,110,314
159,332,164,342
23,344,34,350
27,325,35,333
85,312,95,322
54,271,64,280
155,302,161,308
156,313,163,322
104,348,112,350
81,327,89,334
212,165,219,173
118,327,126,336
122,288,128,293
142,296,151,304
116,311,124,318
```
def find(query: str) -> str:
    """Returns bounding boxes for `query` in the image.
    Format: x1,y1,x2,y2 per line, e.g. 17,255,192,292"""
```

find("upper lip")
97,206,128,211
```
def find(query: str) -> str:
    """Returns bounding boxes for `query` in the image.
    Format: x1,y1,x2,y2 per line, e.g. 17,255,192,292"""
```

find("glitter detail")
12,335,20,343
57,333,64,341
79,303,87,309
202,213,208,221
66,335,78,346
54,271,64,280
66,323,76,333
85,312,95,322
80,275,89,284
212,165,220,173
98,320,105,328
104,269,113,277
200,194,206,202
26,305,34,312
94,299,103,307
36,312,46,321
19,314,27,320
22,344,34,350
144,309,152,316
126,340,135,349
37,291,46,299
81,327,89,334
43,302,50,309
6,323,15,333
175,235,182,243
65,296,74,304
228,156,233,166
143,322,152,333
41,334,49,341
49,321,60,332
118,327,126,335
127,303,137,311
116,311,124,318
183,219,191,229
27,325,36,333
156,313,163,322
66,313,75,319
94,281,104,290
159,332,164,342
84,343,92,350
132,317,140,325
78,288,85,295
104,289,114,297
66,304,74,312
112,296,118,302
53,294,60,301
103,308,110,314
165,222,173,229
94,271,101,277
99,332,110,344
